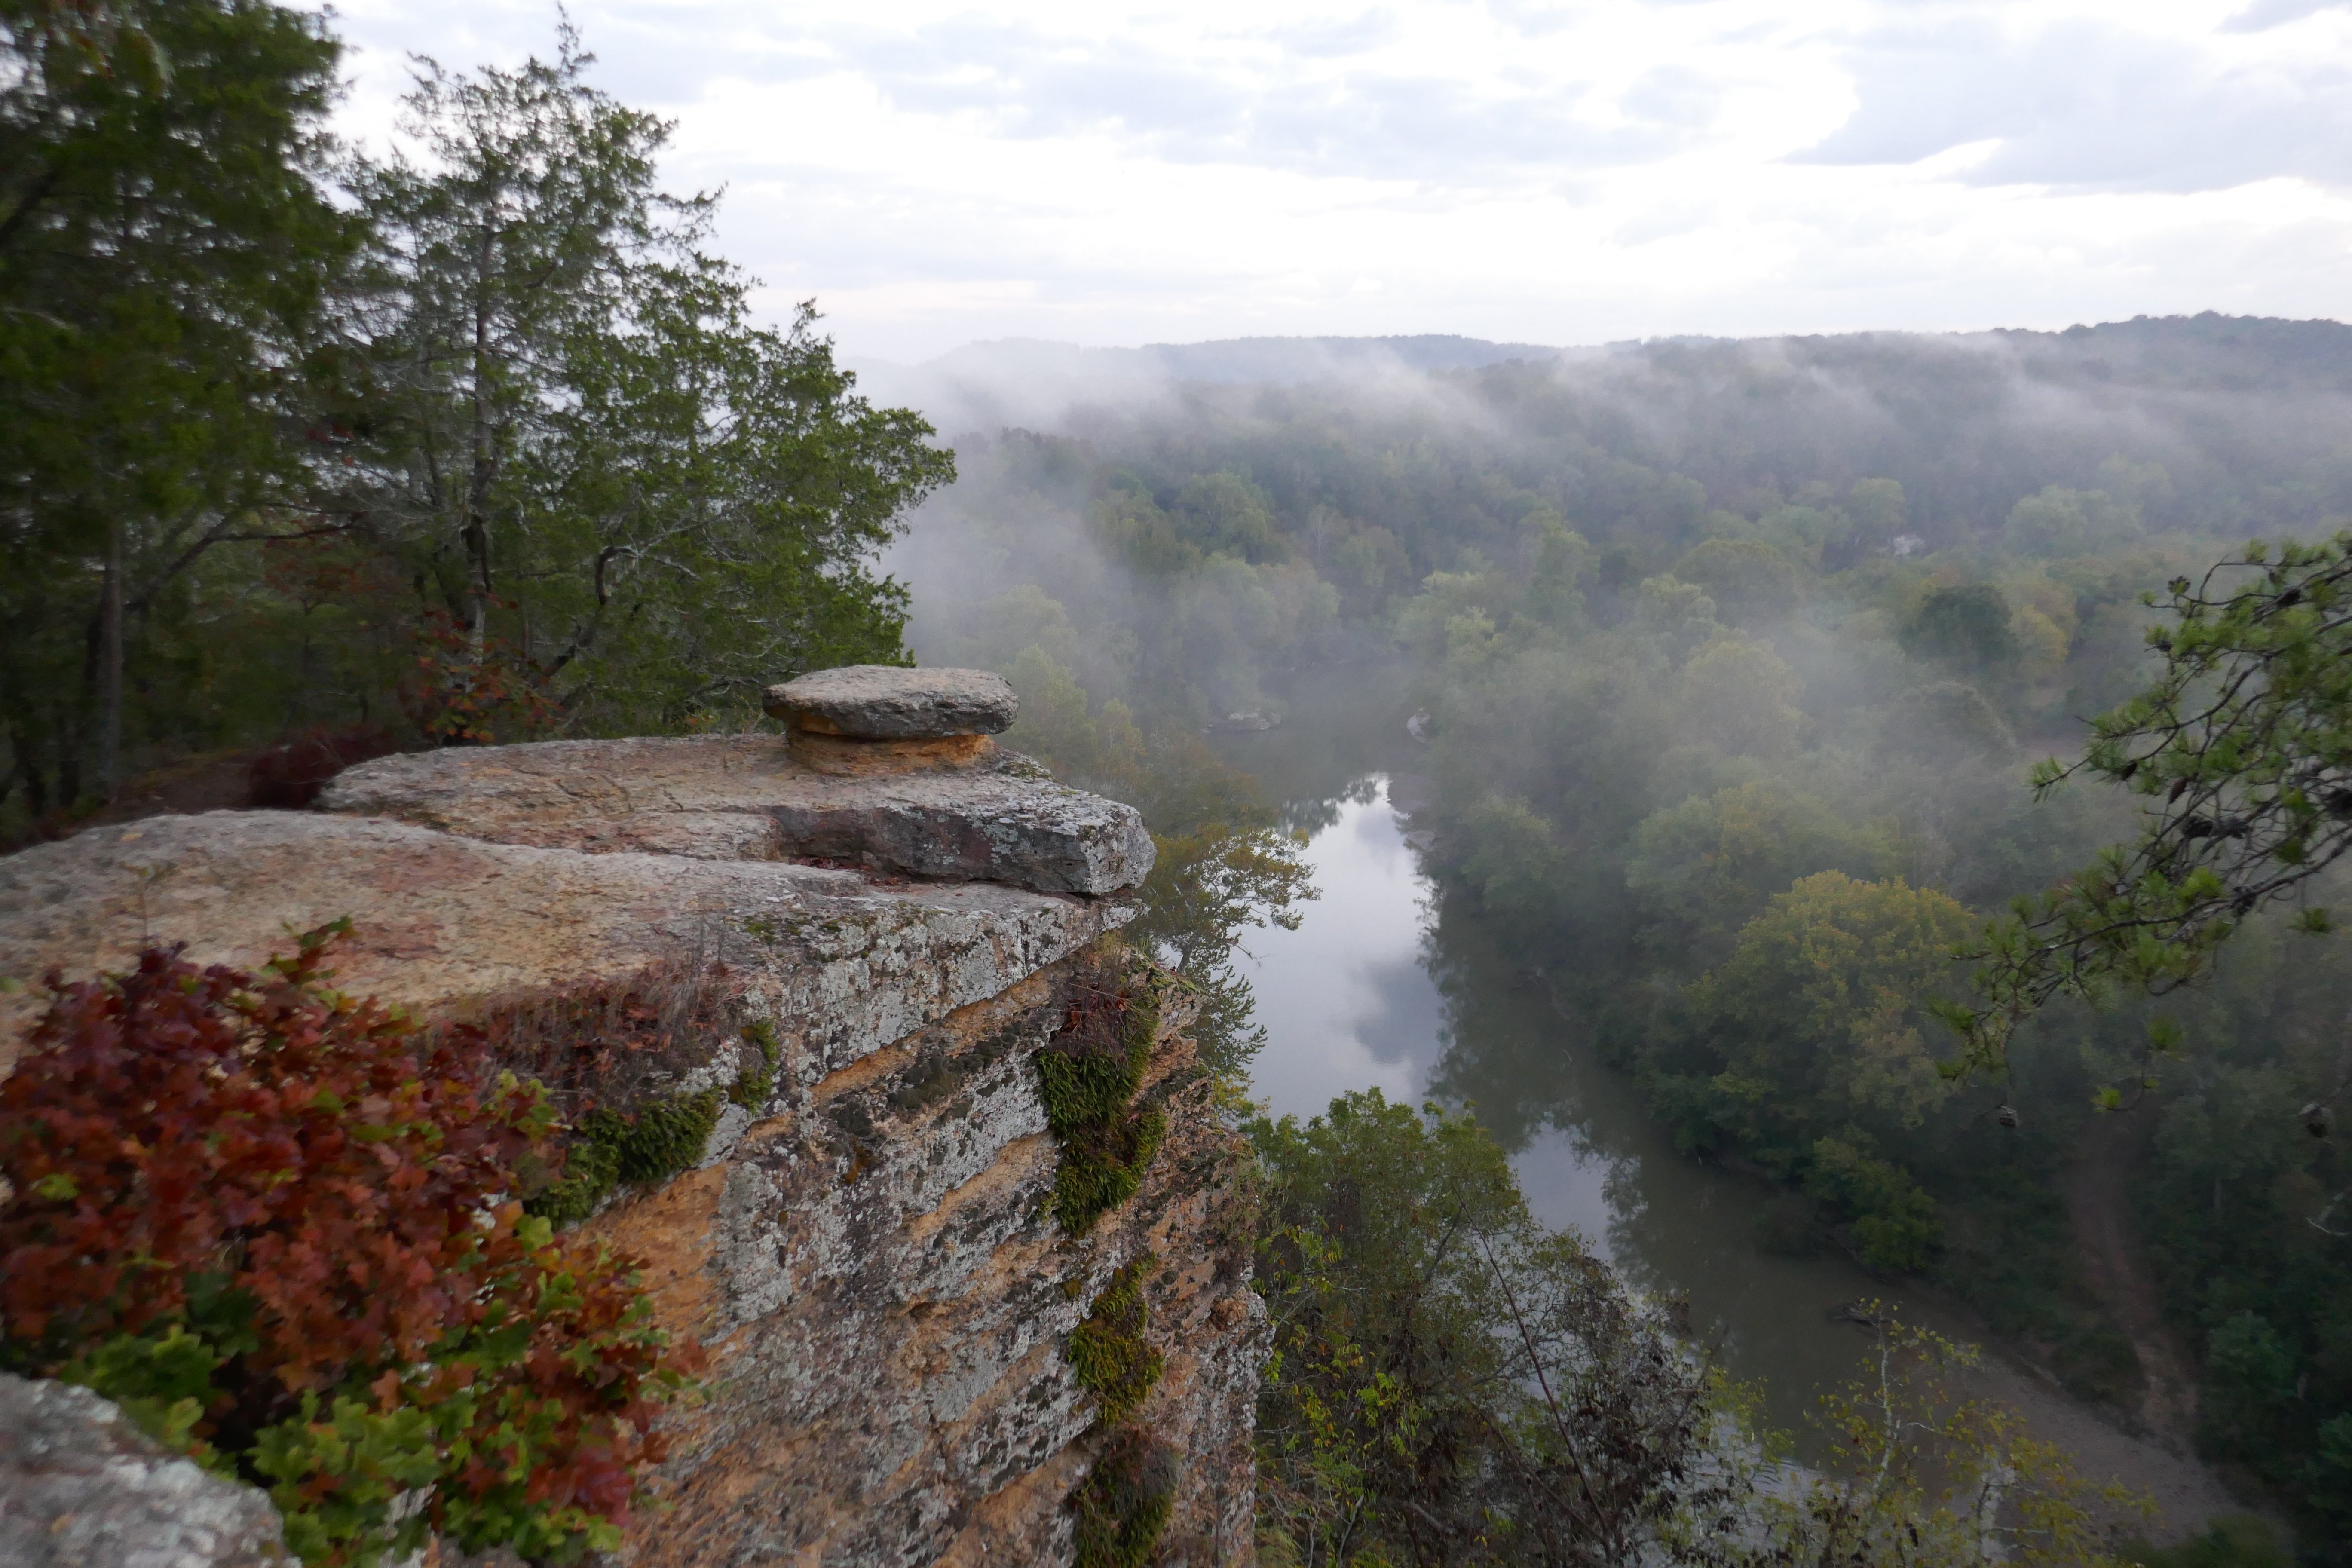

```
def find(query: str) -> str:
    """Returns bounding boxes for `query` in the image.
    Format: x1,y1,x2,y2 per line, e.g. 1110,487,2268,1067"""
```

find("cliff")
0,668,1265,1567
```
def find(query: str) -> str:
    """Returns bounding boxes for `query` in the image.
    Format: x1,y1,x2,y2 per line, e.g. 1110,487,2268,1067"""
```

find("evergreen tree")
0,0,353,812
340,31,953,737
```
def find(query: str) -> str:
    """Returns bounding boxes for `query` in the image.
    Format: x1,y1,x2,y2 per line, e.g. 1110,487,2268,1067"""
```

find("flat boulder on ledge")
317,734,1153,897
764,665,1018,738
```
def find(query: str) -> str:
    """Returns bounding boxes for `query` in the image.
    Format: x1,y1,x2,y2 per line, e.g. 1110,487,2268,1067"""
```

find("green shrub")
1805,1136,1942,1273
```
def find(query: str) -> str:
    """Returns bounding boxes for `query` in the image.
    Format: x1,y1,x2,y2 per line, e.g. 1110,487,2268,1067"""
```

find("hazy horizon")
851,309,2347,364
316,0,2352,364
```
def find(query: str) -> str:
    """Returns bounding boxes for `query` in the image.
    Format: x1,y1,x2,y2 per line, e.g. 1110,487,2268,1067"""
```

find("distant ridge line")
848,313,2352,435
911,312,2352,383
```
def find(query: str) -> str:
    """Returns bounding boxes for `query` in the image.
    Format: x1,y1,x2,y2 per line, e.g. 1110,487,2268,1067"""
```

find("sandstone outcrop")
0,671,1262,1568
316,735,1154,897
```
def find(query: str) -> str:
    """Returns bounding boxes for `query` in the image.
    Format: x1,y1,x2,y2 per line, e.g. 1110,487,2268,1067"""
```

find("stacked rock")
763,664,1020,775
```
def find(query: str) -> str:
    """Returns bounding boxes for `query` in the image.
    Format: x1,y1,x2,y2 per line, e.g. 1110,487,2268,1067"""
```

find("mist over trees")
893,316,2352,1555
9,0,2352,1554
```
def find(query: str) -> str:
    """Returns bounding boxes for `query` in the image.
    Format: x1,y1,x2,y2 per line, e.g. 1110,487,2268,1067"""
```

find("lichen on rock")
0,677,1260,1568
0,1372,290,1568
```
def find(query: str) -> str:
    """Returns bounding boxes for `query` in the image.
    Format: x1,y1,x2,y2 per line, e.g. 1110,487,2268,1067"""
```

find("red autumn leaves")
0,923,698,1559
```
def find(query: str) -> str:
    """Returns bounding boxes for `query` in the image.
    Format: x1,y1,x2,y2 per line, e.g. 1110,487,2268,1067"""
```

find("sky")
320,0,2352,363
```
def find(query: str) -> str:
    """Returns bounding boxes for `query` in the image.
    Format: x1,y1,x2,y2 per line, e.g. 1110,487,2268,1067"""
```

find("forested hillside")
11,0,2350,1540
896,316,2352,1553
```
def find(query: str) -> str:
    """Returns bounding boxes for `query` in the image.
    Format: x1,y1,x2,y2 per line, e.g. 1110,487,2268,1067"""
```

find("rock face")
0,672,1261,1568
0,1374,289,1567
765,665,1020,738
597,968,1261,1568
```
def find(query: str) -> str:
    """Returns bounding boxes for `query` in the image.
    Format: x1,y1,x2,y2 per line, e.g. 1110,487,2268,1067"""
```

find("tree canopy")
1944,534,2352,1093
0,10,947,822
340,34,951,735
0,0,354,808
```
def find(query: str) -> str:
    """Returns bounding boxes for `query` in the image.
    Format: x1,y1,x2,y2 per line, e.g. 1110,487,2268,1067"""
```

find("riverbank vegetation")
11,0,2352,1555
1250,1090,2154,1566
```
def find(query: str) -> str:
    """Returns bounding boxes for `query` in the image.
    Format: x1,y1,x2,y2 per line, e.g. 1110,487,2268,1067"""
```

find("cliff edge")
0,669,1264,1567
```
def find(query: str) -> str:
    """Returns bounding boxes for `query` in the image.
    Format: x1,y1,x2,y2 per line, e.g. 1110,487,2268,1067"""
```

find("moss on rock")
1036,949,1167,1234
529,1024,778,1226
729,1019,781,1110
1069,1255,1164,1424
1068,1426,1178,1568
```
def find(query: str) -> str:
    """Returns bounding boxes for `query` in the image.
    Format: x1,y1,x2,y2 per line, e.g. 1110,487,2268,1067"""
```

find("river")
1210,718,2238,1535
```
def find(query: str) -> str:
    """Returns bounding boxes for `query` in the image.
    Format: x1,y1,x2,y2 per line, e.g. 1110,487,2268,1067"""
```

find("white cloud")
317,0,2352,361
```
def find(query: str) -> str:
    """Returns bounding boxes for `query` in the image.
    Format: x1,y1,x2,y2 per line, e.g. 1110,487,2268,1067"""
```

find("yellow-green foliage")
1069,1256,1164,1424
1068,1426,1178,1568
1036,955,1167,1234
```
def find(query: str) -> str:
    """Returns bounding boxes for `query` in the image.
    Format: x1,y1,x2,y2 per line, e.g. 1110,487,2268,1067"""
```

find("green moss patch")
1036,955,1167,1234
729,1020,781,1109
529,1024,779,1226
1069,1255,1164,1424
1068,1426,1178,1568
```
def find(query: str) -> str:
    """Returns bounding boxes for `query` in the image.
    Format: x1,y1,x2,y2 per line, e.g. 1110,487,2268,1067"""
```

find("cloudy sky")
321,0,2352,362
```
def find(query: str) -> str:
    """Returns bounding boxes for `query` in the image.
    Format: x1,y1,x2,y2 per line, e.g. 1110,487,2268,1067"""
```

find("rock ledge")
316,734,1152,897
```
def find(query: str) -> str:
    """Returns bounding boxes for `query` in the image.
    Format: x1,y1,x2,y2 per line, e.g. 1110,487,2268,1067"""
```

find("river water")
1208,718,2241,1527
1228,769,1945,1440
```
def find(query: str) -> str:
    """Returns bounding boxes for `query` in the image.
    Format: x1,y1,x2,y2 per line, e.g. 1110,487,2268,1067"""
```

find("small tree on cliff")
335,27,955,737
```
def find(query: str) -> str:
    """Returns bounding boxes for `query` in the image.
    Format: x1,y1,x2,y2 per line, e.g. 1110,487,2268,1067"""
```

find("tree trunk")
464,224,497,667
95,517,125,802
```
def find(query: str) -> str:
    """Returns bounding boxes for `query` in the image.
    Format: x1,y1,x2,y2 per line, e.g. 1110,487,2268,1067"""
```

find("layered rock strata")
0,671,1262,1567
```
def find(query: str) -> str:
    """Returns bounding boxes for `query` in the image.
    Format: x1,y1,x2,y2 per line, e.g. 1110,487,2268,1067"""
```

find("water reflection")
1240,781,1444,1118
1236,771,1957,1440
